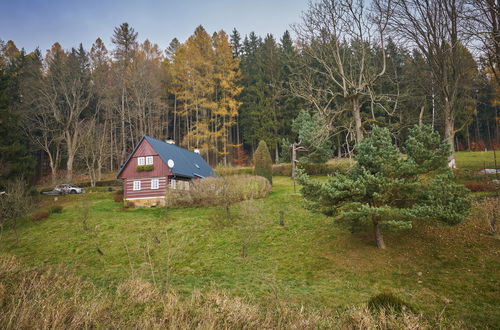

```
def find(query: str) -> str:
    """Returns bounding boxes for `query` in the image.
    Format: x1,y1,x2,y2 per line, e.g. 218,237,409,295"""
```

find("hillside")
0,171,499,328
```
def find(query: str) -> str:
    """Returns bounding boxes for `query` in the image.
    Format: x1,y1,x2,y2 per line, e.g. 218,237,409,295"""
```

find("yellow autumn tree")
213,30,242,165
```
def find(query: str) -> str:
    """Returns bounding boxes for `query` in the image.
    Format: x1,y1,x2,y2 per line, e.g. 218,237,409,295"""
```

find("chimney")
194,149,200,154
166,139,175,144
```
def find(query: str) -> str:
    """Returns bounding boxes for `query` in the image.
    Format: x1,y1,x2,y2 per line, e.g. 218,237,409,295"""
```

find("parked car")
54,184,85,194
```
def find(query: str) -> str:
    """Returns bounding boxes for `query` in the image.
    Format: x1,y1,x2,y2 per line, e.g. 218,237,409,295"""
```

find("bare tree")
292,0,389,143
36,43,93,180
0,179,32,245
79,119,109,186
464,0,500,84
378,0,470,162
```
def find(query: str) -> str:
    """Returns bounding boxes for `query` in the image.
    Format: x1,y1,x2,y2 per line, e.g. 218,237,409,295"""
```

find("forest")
0,0,498,187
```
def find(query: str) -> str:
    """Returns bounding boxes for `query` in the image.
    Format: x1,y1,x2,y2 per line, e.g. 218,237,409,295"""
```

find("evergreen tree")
253,140,273,184
111,22,138,65
230,28,241,58
298,125,470,249
0,40,36,187
165,37,180,61
291,110,333,163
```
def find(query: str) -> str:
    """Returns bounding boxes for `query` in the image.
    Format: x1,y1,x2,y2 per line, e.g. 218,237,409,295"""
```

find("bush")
167,175,271,207
216,159,355,178
49,205,63,214
464,181,499,192
32,210,49,221
114,194,124,203
80,179,122,188
368,293,414,313
253,140,273,184
215,166,253,177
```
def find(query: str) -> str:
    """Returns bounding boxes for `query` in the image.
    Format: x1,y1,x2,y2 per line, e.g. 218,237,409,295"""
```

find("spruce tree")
298,125,470,249
253,140,273,184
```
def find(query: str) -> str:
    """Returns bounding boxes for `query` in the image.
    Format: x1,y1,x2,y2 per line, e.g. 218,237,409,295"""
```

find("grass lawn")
1,173,499,328
456,150,499,171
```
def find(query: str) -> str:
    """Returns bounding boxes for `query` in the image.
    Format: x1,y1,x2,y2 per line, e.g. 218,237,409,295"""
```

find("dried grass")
0,255,449,329
167,175,271,207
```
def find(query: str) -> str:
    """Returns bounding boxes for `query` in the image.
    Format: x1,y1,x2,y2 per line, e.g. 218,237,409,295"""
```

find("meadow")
0,152,499,328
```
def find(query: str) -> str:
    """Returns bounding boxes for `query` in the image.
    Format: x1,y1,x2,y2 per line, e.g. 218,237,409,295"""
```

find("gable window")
137,157,145,166
133,180,141,191
151,178,159,190
170,179,176,189
146,156,154,165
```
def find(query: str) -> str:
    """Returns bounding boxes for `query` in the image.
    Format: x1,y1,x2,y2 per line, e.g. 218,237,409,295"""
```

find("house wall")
118,139,172,179
119,139,172,204
123,176,168,201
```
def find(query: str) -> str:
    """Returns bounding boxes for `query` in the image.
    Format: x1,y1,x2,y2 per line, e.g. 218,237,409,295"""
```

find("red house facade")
117,136,213,207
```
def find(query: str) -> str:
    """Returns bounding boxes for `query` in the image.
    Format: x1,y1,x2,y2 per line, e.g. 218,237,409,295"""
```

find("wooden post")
292,142,297,193
279,211,285,227
493,147,498,180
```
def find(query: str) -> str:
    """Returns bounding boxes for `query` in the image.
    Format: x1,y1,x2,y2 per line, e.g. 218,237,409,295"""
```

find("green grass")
1,175,499,327
456,150,499,171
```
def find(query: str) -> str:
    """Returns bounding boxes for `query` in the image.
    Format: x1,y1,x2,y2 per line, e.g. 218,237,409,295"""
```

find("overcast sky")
0,0,307,53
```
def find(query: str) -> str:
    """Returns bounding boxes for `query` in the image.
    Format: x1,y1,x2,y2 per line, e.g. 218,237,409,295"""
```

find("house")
117,135,213,207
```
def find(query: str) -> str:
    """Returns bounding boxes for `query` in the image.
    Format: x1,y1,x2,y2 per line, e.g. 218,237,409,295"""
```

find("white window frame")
151,178,159,190
146,156,153,165
137,157,145,166
170,179,176,190
133,180,141,191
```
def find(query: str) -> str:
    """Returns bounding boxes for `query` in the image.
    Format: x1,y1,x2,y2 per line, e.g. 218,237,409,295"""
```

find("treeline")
0,0,498,187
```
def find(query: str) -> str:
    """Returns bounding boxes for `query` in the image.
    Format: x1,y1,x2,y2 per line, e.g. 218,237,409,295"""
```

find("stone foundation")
125,197,166,208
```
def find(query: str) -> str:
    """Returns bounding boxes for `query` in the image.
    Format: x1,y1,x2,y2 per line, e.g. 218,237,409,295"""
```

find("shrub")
136,165,154,172
32,210,49,221
216,160,355,177
464,181,499,192
253,140,273,184
368,293,414,313
49,205,63,214
215,166,252,177
167,175,271,208
114,194,124,203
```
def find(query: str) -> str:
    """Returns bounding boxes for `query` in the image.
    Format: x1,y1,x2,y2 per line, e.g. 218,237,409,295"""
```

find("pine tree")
291,110,333,163
253,140,273,184
0,41,35,187
230,28,241,58
298,125,470,249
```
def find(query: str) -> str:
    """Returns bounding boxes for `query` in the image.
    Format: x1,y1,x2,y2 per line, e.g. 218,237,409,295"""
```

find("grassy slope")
0,152,499,327
456,150,499,170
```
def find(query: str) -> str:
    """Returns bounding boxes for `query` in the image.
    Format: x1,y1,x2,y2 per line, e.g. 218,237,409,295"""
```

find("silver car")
54,184,85,194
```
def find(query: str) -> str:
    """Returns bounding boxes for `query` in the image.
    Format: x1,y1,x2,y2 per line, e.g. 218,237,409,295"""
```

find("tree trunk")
66,153,74,181
444,99,456,164
372,217,386,249
352,96,363,143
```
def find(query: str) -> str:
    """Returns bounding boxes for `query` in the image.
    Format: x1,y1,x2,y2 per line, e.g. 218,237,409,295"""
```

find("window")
137,157,145,166
151,178,159,190
146,156,153,165
169,179,176,189
133,180,141,191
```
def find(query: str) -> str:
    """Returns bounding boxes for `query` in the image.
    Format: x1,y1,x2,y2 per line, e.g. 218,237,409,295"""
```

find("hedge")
215,159,355,177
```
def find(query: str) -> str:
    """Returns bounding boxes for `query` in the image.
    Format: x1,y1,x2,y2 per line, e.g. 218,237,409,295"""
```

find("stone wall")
125,197,166,208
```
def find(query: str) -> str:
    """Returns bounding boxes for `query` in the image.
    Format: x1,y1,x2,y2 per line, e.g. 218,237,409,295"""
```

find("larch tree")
213,30,242,166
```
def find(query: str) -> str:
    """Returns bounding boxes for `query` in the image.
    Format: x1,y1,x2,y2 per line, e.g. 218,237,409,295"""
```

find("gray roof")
118,136,213,179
